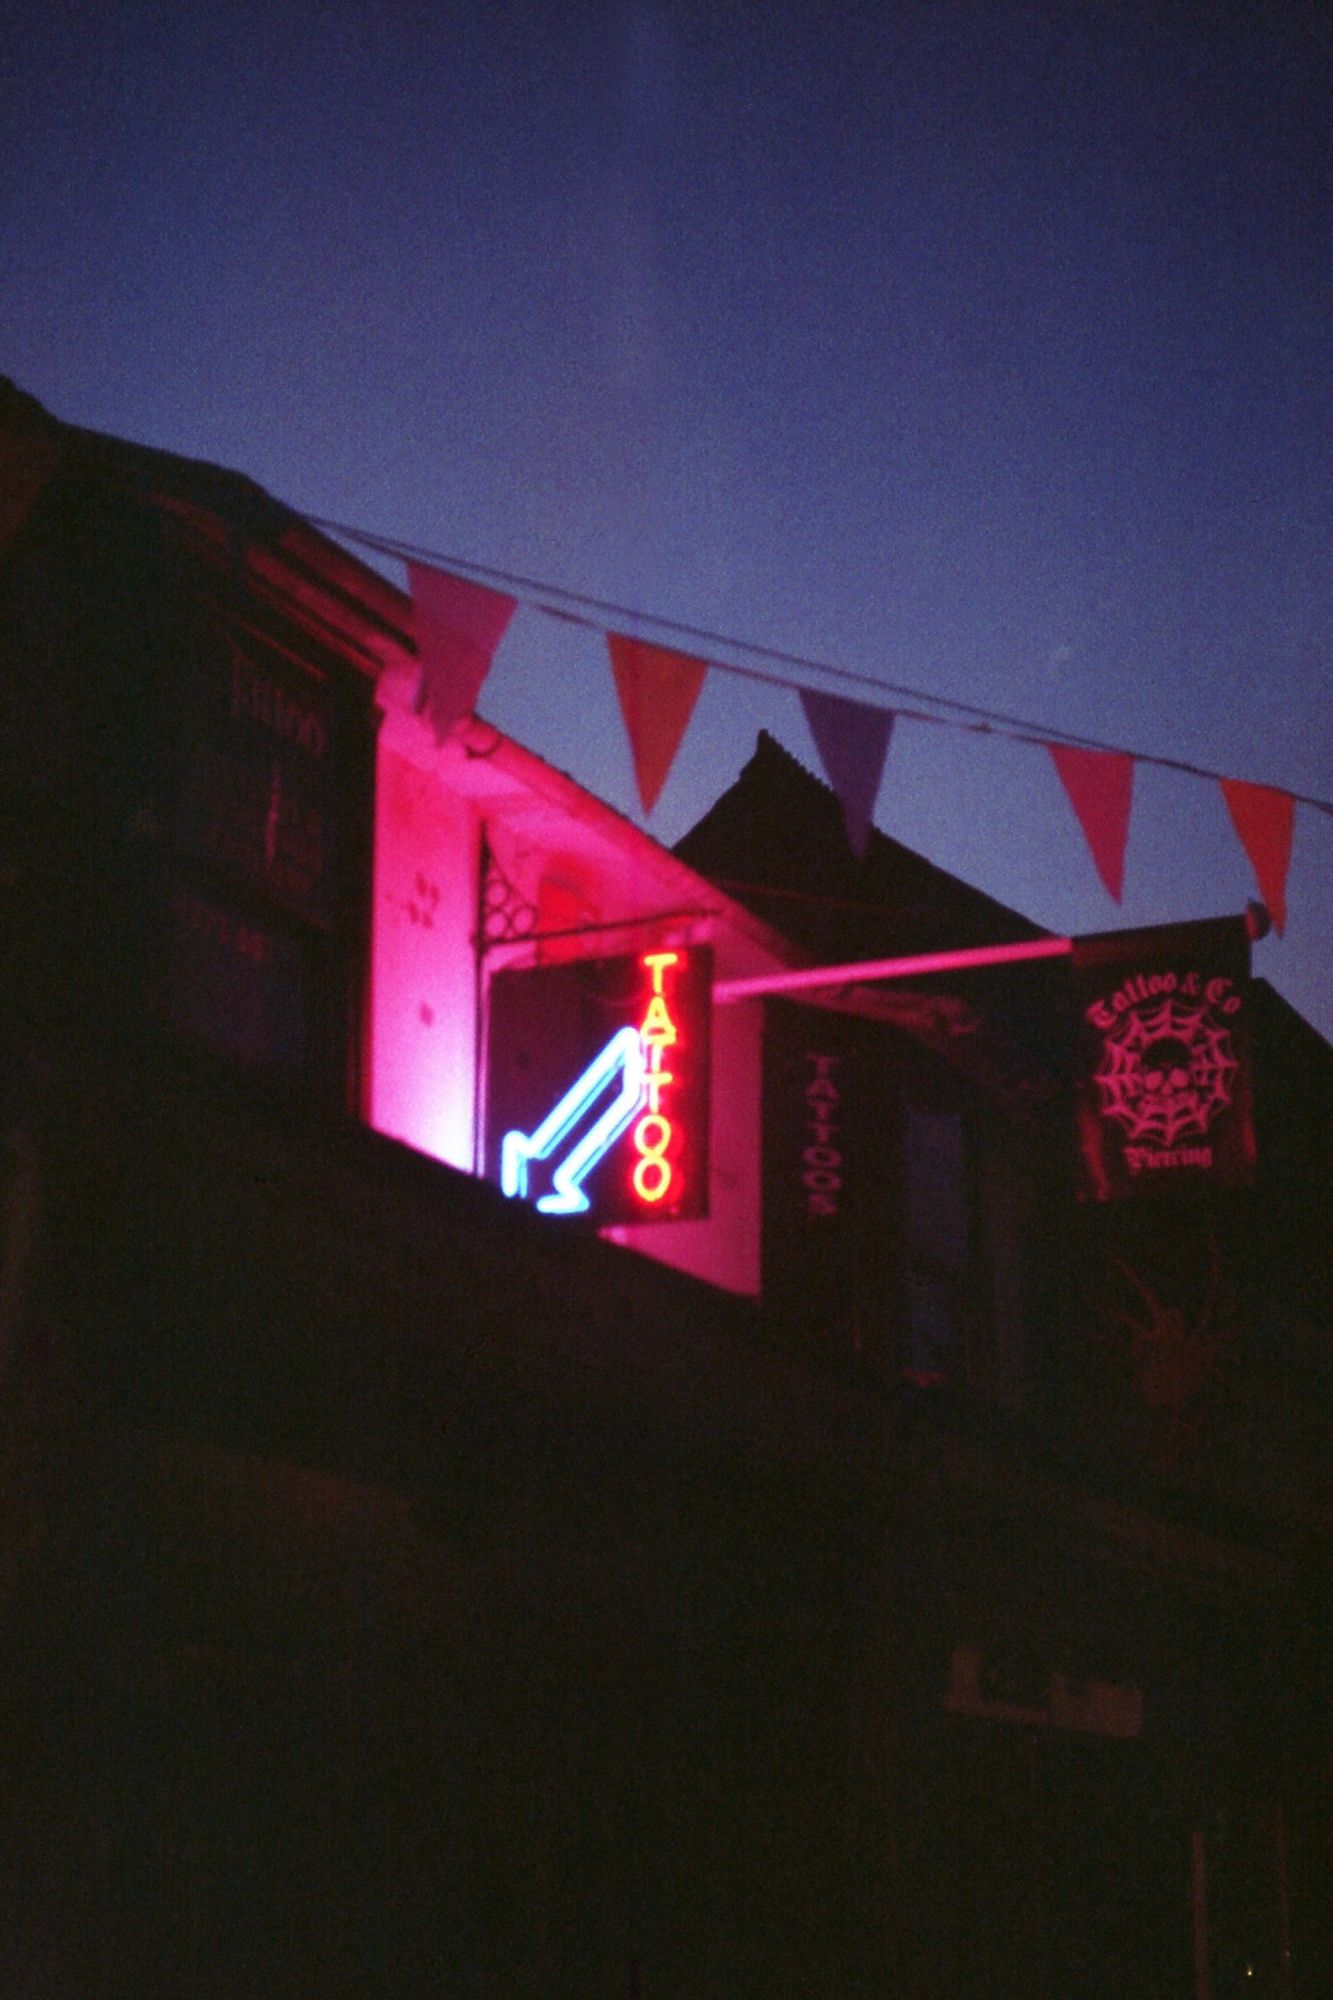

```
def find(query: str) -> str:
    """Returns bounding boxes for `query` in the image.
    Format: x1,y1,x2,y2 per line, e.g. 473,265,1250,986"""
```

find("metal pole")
714,934,1074,1004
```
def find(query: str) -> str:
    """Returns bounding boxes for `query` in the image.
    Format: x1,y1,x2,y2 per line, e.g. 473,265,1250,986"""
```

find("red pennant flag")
800,691,894,858
407,563,517,743
0,425,62,554
607,634,708,815
1048,744,1134,901
1221,779,1294,936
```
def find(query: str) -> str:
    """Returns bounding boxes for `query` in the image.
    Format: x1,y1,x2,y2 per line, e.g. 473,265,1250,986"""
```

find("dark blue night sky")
4,2,1329,1032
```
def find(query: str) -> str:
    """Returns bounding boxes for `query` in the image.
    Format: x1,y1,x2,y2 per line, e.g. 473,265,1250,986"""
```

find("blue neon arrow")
500,1025,647,1215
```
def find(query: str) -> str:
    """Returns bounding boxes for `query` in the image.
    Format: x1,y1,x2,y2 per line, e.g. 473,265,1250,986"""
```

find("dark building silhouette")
2,382,1329,1997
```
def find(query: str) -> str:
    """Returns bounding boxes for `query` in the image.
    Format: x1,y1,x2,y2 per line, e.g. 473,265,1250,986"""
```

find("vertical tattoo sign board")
1072,917,1255,1202
761,1000,870,1349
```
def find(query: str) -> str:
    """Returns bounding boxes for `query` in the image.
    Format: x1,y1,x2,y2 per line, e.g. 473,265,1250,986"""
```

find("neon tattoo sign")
501,1025,646,1214
632,951,680,1205
486,947,711,1225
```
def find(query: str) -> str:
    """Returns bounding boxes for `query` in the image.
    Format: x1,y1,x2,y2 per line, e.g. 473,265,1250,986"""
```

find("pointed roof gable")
675,732,1065,1112
675,730,1048,964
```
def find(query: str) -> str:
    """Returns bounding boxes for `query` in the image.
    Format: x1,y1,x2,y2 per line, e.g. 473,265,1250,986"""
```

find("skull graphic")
1094,999,1237,1146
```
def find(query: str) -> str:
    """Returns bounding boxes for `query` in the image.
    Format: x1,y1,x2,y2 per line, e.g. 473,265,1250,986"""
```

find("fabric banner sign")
408,563,517,744
1220,778,1294,937
1071,916,1255,1201
606,633,708,815
799,691,894,858
1048,743,1134,901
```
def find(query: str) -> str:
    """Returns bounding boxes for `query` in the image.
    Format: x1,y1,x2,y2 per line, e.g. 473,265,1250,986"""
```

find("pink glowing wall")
367,743,479,1173
366,724,771,1298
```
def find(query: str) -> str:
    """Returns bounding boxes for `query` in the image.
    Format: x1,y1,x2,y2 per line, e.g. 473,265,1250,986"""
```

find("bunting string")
313,514,1333,818
311,511,1327,929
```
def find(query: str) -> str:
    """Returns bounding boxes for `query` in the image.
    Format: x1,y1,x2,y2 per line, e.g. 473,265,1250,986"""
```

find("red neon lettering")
639,994,678,1045
643,1053,674,1113
632,1113,674,1202
642,951,679,992
631,952,686,1206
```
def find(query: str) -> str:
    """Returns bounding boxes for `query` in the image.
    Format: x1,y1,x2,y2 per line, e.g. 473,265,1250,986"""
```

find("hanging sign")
1071,918,1255,1201
760,1001,871,1355
485,946,712,1225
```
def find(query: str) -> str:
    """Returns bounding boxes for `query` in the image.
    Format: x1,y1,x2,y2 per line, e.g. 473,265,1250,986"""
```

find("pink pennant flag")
607,633,708,815
1048,744,1134,901
407,563,517,744
1221,779,1294,936
800,691,894,858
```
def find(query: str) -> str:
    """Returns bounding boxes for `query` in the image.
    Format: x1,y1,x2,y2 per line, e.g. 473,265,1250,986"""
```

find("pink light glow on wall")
367,744,478,1172
365,721,767,1298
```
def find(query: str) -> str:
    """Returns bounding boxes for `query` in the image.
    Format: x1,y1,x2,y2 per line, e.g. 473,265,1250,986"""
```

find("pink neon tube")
714,935,1074,1004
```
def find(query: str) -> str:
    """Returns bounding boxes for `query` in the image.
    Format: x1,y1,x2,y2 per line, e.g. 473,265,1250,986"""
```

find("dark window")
760,1003,1037,1406
902,1101,969,1386
897,1083,1037,1408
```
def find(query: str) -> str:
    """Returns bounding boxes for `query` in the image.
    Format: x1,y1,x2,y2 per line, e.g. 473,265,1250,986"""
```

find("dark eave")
1,378,413,679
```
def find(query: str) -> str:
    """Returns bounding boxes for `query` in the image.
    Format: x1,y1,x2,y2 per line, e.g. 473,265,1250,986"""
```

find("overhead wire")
308,513,1333,819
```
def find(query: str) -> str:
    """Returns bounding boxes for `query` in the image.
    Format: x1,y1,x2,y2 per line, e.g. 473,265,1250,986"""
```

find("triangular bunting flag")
408,563,517,744
606,633,708,815
1047,744,1134,901
1221,779,1294,936
800,691,894,858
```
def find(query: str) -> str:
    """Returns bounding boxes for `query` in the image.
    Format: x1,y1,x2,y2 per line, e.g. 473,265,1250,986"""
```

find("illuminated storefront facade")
2,382,1329,1998
367,676,790,1300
